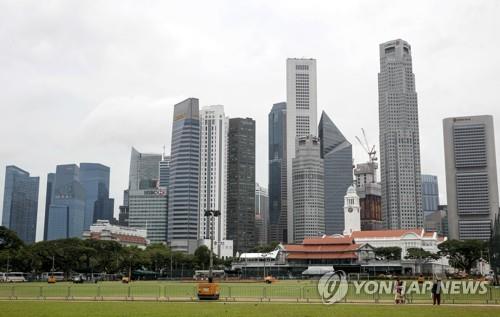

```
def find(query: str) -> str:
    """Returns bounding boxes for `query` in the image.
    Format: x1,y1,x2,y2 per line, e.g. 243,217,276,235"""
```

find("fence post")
67,286,71,300
96,284,101,300
158,285,161,300
11,285,15,299
39,286,43,299
127,285,131,300
228,286,232,299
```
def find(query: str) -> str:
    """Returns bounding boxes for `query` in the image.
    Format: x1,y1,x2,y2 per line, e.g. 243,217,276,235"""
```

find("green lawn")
1,301,500,317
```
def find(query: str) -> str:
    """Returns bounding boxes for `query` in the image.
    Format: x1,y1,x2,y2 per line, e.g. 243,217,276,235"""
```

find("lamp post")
204,209,220,283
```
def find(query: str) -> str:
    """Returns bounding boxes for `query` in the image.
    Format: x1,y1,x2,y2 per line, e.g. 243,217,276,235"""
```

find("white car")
5,272,26,282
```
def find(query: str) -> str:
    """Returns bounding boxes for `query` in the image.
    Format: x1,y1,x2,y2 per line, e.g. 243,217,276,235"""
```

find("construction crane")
355,128,377,163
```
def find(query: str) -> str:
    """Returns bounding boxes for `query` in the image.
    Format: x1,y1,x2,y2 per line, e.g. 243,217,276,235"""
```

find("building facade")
227,117,255,254
443,115,499,240
46,164,86,240
354,162,382,230
268,102,287,244
255,183,269,246
43,173,55,240
292,135,324,243
286,58,318,243
319,111,353,235
422,174,439,216
128,188,168,243
343,185,361,235
129,147,162,191
159,155,171,188
82,219,149,249
2,166,39,244
168,98,200,251
80,163,114,228
378,39,423,230
199,105,228,256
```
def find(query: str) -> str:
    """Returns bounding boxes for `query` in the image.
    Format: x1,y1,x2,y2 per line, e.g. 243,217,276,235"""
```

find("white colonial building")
343,185,361,235
82,220,149,249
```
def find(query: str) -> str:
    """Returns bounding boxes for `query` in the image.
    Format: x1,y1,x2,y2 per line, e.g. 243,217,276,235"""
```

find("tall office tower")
318,111,353,235
80,163,113,228
128,187,168,243
443,115,499,240
118,189,129,227
2,166,39,244
199,105,228,255
286,58,318,243
46,164,86,240
159,155,171,188
129,147,162,191
43,173,55,240
255,183,269,246
378,39,423,229
227,117,256,254
292,135,324,243
421,174,439,216
268,102,287,243
168,98,200,252
354,162,382,230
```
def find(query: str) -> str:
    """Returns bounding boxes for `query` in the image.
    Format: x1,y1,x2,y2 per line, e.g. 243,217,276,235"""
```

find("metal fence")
0,284,499,304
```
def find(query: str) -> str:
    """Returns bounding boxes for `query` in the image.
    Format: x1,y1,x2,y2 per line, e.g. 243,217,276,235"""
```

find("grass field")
1,301,500,317
1,280,499,304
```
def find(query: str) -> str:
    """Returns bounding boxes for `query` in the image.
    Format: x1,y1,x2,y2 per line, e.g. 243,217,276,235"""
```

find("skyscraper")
378,39,423,230
292,135,324,243
159,155,171,188
318,111,353,235
443,115,499,240
46,164,86,240
80,163,113,228
354,162,382,231
128,187,168,243
255,183,269,246
129,147,162,191
286,58,318,243
168,98,200,252
2,166,39,244
227,117,255,254
199,105,228,255
43,173,55,240
421,174,439,216
268,102,287,243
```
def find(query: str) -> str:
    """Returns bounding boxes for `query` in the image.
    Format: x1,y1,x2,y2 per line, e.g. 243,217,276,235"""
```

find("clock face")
348,207,353,213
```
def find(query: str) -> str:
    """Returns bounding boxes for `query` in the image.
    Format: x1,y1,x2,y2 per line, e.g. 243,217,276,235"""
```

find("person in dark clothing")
431,278,442,305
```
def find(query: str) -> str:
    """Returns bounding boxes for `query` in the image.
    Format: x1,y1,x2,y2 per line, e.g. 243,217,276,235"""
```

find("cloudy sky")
1,0,499,241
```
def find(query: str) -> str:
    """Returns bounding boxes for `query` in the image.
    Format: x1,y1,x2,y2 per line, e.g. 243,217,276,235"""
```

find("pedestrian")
431,278,442,305
394,278,404,304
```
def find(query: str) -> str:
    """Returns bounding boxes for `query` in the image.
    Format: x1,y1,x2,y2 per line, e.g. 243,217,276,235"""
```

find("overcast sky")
1,0,499,241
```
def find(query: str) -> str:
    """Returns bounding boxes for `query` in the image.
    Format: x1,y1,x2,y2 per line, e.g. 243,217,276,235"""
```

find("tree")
0,226,24,252
374,247,402,260
194,245,211,269
438,239,488,274
145,243,171,273
405,247,439,274
249,241,280,253
489,216,500,284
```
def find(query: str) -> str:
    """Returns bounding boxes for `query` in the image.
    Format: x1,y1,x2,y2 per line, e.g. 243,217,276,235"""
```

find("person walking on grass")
394,278,404,304
431,278,442,305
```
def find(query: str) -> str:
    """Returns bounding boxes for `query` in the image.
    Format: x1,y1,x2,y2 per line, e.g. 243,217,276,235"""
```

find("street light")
204,209,221,283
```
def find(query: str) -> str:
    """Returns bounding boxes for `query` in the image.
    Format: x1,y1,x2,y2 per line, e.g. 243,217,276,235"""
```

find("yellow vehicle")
197,282,220,300
47,275,57,284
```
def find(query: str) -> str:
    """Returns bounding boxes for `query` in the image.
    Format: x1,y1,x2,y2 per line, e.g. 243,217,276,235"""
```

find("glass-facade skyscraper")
268,102,287,243
227,117,255,254
421,174,439,216
129,147,162,191
168,98,200,252
319,111,353,235
80,163,113,228
2,166,39,244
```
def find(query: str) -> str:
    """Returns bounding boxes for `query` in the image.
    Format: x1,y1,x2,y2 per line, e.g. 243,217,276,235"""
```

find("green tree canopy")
374,246,402,260
438,239,488,274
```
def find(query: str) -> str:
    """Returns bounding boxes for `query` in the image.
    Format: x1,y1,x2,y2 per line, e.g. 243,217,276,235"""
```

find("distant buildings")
2,166,39,244
319,111,353,235
82,219,149,249
443,115,499,240
255,183,269,246
45,164,86,240
45,163,114,240
354,162,382,230
129,147,162,191
268,102,287,244
227,117,256,254
168,98,200,252
159,155,171,188
422,174,439,216
378,39,423,230
292,135,324,243
286,58,318,243
128,187,168,243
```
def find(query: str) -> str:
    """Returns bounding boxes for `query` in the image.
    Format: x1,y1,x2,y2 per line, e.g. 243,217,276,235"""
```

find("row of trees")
0,226,223,277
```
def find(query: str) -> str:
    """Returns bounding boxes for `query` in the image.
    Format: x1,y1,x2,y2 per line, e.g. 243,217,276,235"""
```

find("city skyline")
1,1,500,241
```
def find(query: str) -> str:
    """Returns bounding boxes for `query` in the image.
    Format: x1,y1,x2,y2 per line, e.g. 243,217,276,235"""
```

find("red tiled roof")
302,236,354,245
284,244,360,252
287,252,358,260
350,229,424,238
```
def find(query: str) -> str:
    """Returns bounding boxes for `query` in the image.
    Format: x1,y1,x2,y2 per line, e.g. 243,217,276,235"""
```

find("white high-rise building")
286,58,318,243
343,185,361,235
199,105,228,254
378,39,423,230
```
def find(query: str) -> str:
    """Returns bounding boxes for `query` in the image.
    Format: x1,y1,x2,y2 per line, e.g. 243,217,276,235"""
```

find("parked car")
5,272,26,282
72,274,85,284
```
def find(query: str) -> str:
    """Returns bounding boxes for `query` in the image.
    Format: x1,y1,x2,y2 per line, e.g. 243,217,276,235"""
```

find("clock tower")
343,185,361,235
